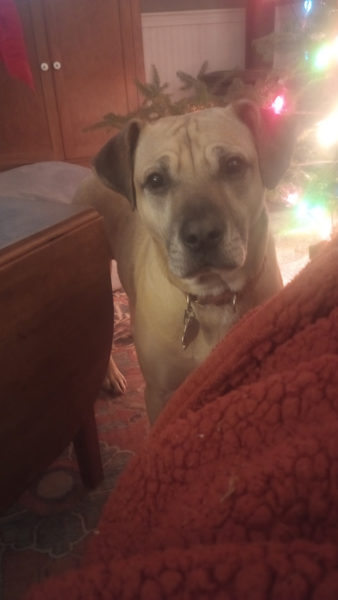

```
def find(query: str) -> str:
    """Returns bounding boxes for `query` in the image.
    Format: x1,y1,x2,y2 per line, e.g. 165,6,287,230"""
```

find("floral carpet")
0,291,149,600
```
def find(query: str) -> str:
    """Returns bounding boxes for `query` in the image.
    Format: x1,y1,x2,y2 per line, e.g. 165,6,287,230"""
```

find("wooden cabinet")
0,0,144,169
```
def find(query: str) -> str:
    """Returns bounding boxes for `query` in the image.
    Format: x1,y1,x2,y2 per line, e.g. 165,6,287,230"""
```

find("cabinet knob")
40,62,49,71
53,61,62,71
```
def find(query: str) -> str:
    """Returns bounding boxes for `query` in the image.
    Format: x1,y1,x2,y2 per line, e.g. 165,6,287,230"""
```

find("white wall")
273,2,303,68
141,9,245,97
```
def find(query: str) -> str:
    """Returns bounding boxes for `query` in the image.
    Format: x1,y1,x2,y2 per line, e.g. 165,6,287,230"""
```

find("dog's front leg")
102,355,127,395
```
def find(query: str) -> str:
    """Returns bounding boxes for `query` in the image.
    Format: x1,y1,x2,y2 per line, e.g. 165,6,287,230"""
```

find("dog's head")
94,101,295,298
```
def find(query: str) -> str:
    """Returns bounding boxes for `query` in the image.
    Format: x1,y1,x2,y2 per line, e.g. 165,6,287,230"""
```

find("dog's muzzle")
180,215,223,255
178,212,240,273
167,202,246,279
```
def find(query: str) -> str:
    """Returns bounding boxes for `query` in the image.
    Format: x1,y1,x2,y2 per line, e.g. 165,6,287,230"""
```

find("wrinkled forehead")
134,107,257,178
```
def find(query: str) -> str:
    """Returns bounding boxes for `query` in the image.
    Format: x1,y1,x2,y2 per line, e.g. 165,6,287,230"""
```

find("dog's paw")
102,356,127,395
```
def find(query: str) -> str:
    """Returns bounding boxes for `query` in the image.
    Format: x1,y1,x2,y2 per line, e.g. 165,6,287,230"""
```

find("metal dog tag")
182,296,200,349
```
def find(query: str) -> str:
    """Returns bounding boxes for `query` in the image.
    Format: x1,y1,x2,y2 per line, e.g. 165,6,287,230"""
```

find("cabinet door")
0,0,64,169
43,0,144,161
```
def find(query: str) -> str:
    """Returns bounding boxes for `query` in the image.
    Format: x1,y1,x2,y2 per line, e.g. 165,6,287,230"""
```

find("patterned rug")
0,290,149,600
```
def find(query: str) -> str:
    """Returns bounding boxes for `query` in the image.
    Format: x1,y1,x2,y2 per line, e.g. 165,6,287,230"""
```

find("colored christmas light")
304,0,313,14
295,198,332,240
314,36,338,70
286,191,300,205
314,43,333,69
273,0,338,242
271,95,285,114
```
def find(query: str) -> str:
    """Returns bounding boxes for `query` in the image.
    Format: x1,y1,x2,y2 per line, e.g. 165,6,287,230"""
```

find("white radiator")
274,3,303,68
141,9,246,97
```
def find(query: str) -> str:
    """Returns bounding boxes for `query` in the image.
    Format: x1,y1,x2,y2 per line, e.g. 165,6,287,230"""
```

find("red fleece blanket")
26,236,338,600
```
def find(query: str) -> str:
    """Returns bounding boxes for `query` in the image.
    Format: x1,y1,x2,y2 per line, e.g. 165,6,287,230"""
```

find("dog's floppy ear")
233,99,297,189
93,119,143,208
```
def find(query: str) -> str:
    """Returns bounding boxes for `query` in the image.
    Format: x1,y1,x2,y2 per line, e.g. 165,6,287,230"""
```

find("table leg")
73,407,104,488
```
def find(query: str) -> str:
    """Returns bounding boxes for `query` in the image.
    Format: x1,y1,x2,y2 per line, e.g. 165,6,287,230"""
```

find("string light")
295,199,332,240
286,191,300,205
271,94,285,114
304,0,313,14
314,36,338,70
271,0,338,240
314,43,332,69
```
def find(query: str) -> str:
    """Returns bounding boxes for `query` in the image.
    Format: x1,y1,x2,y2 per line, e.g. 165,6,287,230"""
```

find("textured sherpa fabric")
26,236,338,600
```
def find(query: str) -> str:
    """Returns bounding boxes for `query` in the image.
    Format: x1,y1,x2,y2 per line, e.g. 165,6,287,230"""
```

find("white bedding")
0,161,121,289
0,162,90,205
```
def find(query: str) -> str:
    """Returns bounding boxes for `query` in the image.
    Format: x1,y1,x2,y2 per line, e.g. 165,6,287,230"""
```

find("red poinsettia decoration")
0,0,34,89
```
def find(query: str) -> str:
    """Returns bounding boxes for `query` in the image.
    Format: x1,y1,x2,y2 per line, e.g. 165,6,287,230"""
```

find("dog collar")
189,289,238,308
181,258,266,349
182,292,237,349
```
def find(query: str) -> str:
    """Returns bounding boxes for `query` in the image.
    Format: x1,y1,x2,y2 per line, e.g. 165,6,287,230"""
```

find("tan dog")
75,101,294,423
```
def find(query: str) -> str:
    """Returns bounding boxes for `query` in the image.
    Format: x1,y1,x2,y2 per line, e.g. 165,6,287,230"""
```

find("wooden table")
0,197,113,510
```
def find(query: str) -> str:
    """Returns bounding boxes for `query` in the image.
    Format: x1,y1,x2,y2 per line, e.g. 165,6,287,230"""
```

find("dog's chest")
187,303,240,361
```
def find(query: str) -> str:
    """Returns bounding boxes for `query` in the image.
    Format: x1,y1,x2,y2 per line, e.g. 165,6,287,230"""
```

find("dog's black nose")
180,218,223,252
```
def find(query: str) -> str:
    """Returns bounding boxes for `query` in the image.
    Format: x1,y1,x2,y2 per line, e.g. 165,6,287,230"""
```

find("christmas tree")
254,0,338,240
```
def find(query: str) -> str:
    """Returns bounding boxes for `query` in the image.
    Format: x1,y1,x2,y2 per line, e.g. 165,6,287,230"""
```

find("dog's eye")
144,172,165,190
222,156,247,177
